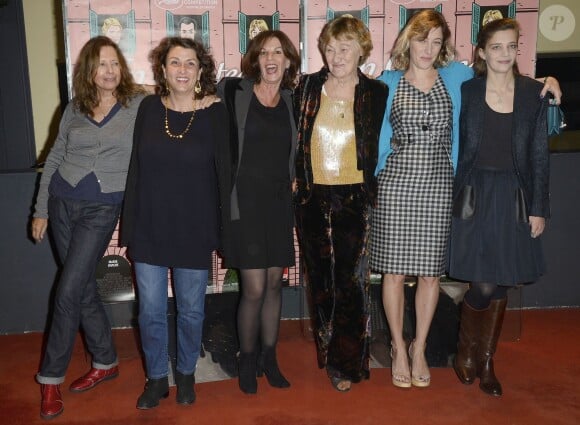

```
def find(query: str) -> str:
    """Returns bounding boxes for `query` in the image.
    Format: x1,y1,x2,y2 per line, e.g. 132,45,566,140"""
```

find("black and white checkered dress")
370,76,453,276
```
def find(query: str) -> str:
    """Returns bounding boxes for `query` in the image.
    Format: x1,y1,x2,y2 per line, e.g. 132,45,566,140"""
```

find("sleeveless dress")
370,76,453,276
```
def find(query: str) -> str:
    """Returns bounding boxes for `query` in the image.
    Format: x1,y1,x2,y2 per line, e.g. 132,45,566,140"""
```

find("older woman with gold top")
294,16,387,392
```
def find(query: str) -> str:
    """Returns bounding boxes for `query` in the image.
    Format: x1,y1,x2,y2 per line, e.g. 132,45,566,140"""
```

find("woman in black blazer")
448,18,549,397
216,30,300,394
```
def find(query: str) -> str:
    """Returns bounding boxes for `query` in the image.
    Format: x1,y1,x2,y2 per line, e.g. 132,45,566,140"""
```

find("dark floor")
1,308,579,425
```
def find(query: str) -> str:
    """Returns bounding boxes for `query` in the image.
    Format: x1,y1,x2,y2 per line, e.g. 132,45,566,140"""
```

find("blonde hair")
318,15,373,66
390,9,455,70
101,17,122,34
249,19,269,39
482,10,504,27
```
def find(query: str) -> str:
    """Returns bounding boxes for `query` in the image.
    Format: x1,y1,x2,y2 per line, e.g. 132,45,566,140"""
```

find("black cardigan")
454,75,550,218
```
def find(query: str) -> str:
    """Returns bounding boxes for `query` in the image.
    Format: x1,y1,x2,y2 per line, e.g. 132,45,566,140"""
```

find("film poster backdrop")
62,0,541,302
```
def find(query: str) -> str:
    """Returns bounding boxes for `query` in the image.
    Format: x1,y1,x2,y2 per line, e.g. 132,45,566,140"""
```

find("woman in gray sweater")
30,36,144,420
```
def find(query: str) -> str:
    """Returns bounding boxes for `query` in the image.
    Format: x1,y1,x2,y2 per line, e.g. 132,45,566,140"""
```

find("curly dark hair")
149,37,217,98
72,36,142,116
240,30,300,90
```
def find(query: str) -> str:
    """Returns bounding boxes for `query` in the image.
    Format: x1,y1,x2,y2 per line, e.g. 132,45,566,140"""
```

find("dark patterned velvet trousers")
296,183,371,382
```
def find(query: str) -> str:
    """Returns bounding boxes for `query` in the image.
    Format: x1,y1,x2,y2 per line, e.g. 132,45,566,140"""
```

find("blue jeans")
134,262,207,379
37,196,120,384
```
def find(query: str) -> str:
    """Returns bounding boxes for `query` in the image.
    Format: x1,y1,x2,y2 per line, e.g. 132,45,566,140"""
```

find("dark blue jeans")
37,196,120,384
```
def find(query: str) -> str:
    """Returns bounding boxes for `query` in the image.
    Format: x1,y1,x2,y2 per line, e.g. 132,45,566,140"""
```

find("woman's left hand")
529,216,546,238
539,76,562,105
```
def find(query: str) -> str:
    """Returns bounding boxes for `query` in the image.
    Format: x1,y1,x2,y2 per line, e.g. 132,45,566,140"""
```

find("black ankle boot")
238,352,257,394
175,372,196,405
259,347,290,388
136,377,169,409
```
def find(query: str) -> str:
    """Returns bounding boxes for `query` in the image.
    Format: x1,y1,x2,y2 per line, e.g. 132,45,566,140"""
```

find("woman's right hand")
31,218,48,243
196,95,221,110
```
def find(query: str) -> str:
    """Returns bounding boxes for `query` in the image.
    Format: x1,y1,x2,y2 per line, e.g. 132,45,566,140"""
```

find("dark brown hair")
149,37,217,98
473,18,520,77
390,9,455,70
72,36,141,115
241,30,300,90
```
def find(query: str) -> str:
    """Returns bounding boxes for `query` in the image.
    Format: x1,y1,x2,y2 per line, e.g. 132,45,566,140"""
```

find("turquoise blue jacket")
374,61,473,175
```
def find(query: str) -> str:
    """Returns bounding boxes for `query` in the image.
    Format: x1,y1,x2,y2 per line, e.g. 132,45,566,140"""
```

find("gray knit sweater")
33,94,145,218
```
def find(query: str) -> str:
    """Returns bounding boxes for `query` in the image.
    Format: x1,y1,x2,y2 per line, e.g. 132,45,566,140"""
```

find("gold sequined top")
311,89,363,185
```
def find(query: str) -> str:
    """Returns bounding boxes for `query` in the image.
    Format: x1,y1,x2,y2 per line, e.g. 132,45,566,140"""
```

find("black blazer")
217,77,297,221
216,77,297,259
454,75,550,218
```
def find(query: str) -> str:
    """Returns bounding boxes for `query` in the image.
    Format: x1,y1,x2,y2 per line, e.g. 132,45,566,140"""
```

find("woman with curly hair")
121,37,228,409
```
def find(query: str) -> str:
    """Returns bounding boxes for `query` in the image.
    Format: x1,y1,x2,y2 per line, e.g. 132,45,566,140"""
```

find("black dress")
448,103,545,285
227,95,295,269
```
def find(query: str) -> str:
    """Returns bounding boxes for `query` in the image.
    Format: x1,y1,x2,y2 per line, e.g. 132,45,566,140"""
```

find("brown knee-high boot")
453,301,485,385
477,298,507,396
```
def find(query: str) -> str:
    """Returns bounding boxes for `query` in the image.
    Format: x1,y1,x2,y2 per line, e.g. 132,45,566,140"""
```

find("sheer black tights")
464,282,508,310
237,267,284,353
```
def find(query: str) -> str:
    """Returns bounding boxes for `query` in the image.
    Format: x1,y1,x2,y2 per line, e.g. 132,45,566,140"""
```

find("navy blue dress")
448,103,545,285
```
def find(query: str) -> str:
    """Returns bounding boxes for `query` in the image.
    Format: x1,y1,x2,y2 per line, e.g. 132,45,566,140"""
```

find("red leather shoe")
69,366,119,393
40,384,63,420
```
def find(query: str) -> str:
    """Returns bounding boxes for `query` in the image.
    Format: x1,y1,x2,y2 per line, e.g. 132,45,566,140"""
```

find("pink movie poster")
62,0,540,300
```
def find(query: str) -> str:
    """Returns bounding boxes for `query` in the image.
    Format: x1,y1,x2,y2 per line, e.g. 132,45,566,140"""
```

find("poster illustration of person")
89,11,136,58
238,12,278,54
471,1,516,44
165,12,210,49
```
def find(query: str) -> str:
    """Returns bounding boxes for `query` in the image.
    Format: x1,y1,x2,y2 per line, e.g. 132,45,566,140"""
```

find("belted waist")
391,131,448,148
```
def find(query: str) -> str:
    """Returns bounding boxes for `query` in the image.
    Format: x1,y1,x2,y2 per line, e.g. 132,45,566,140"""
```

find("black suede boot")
136,377,169,409
259,346,290,388
477,298,507,397
175,372,195,405
238,352,258,394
